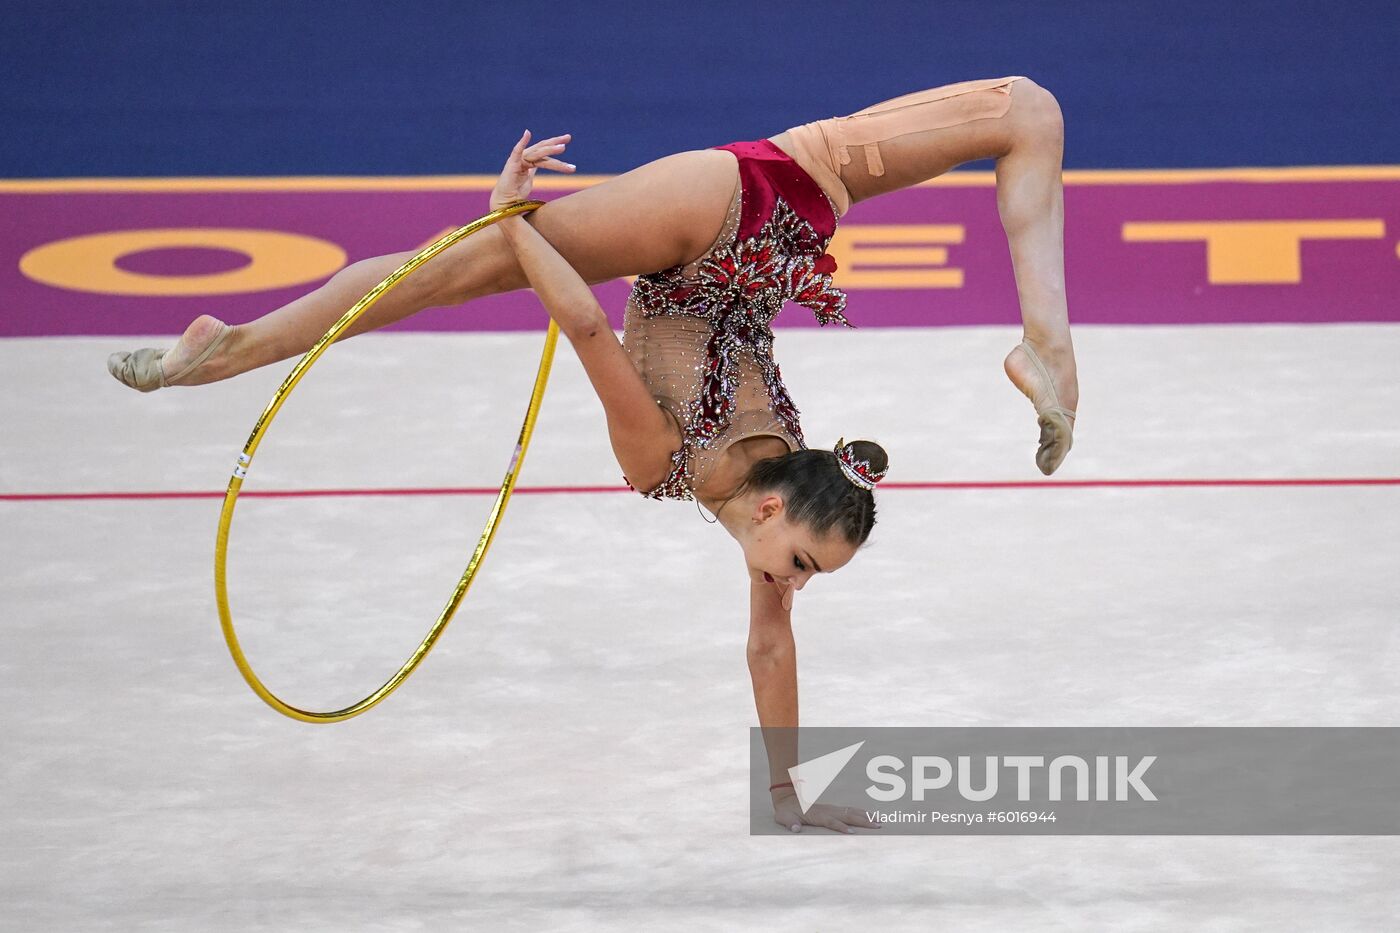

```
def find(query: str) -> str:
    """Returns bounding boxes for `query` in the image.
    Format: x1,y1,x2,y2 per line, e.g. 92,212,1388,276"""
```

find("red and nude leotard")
622,77,1026,500
622,139,851,501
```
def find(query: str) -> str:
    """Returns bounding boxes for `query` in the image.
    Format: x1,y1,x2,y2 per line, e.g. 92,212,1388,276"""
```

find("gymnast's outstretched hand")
490,130,576,211
771,788,882,835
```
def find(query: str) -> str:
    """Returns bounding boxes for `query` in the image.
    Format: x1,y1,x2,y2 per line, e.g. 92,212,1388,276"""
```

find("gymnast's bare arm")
488,131,680,487
748,578,878,834
488,130,590,324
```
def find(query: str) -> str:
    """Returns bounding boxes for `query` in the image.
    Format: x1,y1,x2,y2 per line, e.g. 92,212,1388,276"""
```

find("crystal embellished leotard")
622,139,851,501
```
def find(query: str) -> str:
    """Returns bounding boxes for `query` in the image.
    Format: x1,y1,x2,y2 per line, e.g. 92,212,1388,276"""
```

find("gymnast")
108,76,1078,833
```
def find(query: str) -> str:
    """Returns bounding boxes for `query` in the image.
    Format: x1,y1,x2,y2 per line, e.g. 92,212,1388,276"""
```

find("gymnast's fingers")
533,157,576,173
524,142,569,162
842,806,880,829
820,815,855,835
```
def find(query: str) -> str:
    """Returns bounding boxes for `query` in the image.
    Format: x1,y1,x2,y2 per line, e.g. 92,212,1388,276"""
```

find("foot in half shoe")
107,315,232,392
1004,339,1078,475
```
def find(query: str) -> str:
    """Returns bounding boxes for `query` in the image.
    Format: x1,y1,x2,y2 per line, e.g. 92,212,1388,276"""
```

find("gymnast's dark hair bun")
841,440,889,483
743,439,888,545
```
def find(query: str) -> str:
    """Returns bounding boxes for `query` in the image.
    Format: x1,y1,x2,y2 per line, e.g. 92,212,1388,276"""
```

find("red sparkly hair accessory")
833,438,886,491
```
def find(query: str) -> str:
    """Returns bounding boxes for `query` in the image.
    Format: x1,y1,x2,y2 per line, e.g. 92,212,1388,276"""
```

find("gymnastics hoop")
214,200,555,723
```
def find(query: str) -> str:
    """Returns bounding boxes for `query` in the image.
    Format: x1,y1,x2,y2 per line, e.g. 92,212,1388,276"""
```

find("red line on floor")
3,477,1398,502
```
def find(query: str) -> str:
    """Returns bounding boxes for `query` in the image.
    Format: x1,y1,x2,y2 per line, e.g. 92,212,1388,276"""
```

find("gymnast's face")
743,495,858,597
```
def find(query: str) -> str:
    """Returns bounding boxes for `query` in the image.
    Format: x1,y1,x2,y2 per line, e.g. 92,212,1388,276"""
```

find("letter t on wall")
1122,220,1384,284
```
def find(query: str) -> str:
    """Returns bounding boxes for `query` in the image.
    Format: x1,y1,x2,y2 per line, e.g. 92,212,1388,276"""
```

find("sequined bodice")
622,139,852,501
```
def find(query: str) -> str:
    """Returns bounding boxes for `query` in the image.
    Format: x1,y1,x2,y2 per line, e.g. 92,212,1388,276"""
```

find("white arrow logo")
788,741,865,813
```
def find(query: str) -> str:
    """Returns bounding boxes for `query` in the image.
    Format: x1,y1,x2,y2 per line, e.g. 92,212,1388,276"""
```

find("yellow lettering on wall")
19,228,347,296
1122,220,1385,284
829,224,965,288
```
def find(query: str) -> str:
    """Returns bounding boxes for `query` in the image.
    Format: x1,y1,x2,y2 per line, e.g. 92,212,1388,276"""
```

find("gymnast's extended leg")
109,143,741,388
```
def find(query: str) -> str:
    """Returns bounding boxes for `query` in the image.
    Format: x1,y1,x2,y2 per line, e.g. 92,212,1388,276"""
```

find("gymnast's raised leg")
770,76,1076,470
109,141,743,387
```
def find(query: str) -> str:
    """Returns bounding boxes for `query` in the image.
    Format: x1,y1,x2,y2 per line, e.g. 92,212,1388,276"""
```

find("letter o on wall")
19,228,347,296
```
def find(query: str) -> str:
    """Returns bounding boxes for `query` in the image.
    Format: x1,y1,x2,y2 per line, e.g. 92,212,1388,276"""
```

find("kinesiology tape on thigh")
828,78,1023,178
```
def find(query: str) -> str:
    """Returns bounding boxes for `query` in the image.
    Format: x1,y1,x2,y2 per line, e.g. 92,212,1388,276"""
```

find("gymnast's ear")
753,493,786,524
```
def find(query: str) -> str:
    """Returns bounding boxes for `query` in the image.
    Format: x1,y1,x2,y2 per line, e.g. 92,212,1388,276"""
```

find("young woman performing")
108,76,1078,833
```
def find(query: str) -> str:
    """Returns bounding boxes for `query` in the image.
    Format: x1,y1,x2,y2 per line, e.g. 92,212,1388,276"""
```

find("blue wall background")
3,0,1396,177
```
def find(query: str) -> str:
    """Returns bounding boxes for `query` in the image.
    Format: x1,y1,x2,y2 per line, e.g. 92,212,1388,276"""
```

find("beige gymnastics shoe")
1006,340,1077,476
107,317,232,392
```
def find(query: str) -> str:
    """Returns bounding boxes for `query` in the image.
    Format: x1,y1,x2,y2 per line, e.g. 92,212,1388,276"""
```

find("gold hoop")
214,200,555,723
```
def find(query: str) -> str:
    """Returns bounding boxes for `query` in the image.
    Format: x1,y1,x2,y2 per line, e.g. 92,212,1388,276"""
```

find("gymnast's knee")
1011,78,1064,136
431,227,527,304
